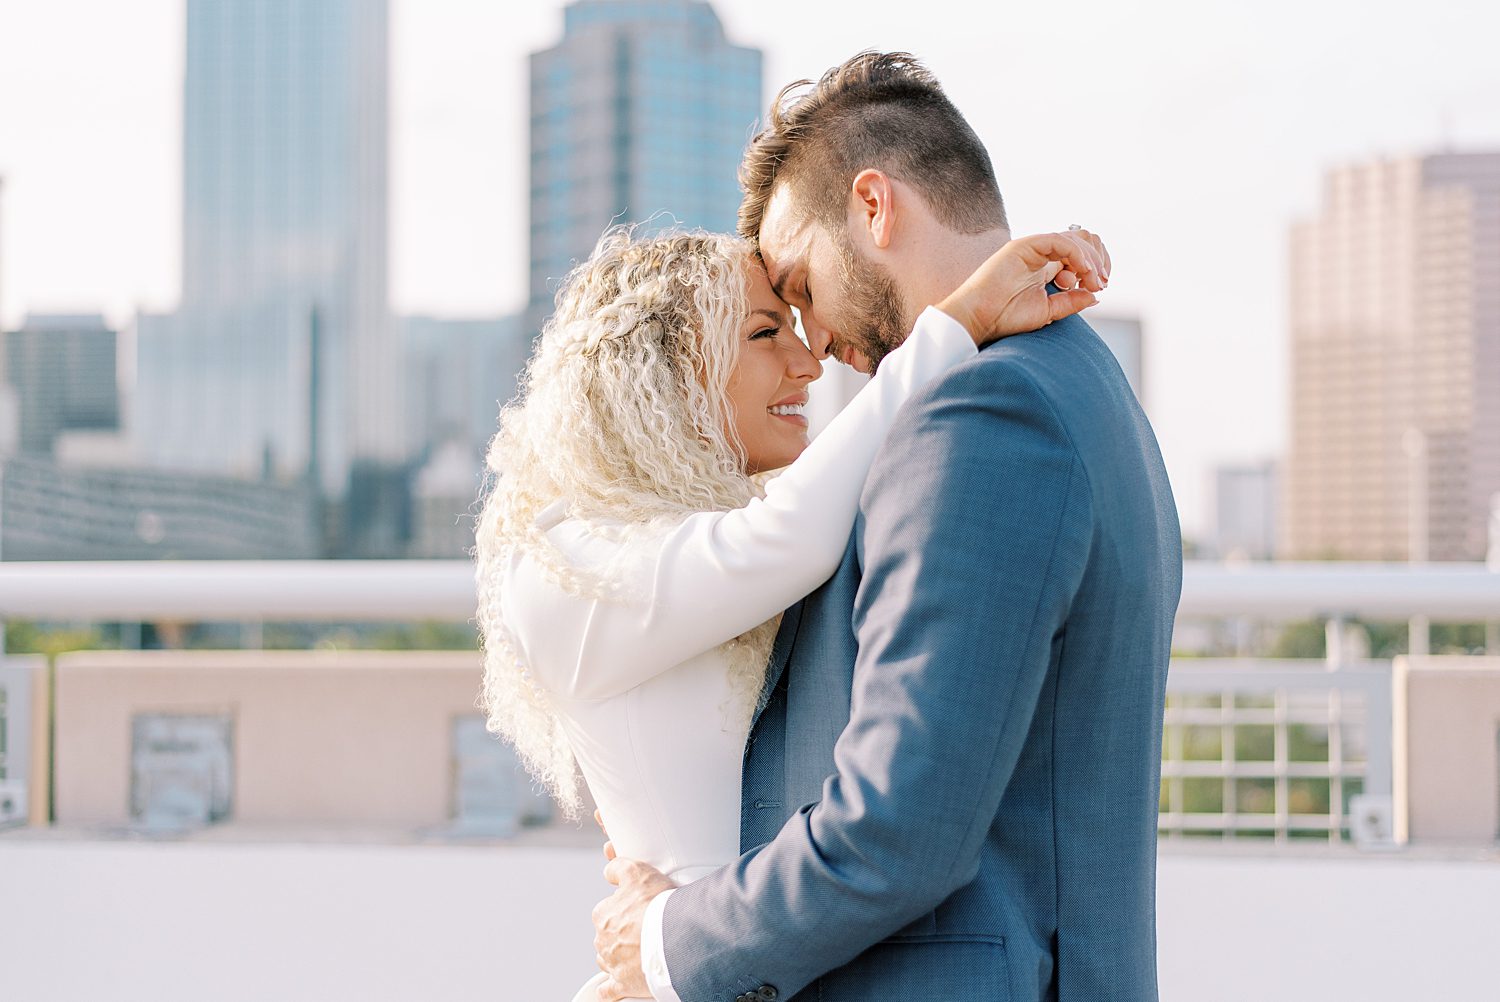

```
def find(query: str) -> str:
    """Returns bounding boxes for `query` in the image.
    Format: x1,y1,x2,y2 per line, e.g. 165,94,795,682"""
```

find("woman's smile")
768,393,810,427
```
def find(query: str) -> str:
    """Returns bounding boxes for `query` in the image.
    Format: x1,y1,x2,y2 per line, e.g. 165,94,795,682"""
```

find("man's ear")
849,169,895,250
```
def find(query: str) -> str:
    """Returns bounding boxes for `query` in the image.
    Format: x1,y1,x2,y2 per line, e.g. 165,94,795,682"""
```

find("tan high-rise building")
1285,153,1500,561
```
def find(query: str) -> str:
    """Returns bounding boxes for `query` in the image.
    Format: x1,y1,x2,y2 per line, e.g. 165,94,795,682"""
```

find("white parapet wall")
52,649,499,828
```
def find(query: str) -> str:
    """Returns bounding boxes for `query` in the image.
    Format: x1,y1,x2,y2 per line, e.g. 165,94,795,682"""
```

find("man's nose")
802,317,835,360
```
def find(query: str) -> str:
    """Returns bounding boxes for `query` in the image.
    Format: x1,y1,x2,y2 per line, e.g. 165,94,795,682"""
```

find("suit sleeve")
508,307,975,701
657,360,1095,1000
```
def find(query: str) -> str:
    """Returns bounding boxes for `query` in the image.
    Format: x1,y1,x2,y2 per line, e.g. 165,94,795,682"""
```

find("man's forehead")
760,186,815,297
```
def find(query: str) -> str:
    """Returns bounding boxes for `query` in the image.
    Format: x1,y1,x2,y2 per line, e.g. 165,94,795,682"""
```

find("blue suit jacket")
661,312,1183,1001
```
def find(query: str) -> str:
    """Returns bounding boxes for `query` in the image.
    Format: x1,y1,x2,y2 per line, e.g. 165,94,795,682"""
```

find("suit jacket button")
759,988,779,1001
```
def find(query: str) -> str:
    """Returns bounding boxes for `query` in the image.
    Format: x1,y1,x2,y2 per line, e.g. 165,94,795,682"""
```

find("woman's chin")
747,441,809,475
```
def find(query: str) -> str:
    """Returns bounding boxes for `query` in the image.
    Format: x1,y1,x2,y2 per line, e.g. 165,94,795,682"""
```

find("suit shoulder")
904,325,1072,419
917,314,1123,413
885,337,1075,465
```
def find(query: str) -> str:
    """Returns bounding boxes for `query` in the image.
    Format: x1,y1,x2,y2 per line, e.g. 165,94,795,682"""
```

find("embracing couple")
474,51,1182,1001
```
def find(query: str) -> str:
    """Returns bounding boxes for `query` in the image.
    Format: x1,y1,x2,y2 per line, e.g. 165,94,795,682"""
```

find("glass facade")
5,314,119,456
527,0,762,330
138,0,396,498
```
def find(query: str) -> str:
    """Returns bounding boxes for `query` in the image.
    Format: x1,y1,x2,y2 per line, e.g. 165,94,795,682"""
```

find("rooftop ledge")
3,819,1496,863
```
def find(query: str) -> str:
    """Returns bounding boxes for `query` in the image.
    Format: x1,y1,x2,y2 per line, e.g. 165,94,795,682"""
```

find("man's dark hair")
737,51,1007,244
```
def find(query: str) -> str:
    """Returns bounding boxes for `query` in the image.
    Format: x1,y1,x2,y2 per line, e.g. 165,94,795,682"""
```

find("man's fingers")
604,857,632,886
604,839,616,861
596,977,627,1002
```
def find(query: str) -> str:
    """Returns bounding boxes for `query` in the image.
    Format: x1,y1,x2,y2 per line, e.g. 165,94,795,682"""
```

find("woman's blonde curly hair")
471,225,781,818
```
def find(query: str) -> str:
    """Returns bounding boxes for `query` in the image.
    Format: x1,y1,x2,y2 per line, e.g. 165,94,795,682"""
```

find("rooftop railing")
3,558,1497,621
2,559,1497,845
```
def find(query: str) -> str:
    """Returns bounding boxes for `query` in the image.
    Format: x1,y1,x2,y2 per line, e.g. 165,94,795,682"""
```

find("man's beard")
833,229,909,374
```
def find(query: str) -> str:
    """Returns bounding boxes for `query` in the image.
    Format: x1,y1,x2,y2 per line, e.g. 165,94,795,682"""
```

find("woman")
471,224,1107,1000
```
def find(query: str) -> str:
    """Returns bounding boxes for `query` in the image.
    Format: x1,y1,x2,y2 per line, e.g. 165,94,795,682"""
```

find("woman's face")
725,261,823,474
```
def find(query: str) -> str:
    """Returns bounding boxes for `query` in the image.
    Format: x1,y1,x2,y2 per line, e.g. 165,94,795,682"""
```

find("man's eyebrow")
768,266,791,301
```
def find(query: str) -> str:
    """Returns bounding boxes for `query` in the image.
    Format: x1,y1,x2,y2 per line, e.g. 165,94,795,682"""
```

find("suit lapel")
751,597,804,731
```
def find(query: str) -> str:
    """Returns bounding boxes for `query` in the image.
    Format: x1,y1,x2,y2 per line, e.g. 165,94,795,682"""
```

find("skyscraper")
137,0,397,498
5,314,119,457
527,0,762,332
1285,152,1500,561
400,314,527,464
1086,314,1146,408
1213,460,1278,561
0,174,19,459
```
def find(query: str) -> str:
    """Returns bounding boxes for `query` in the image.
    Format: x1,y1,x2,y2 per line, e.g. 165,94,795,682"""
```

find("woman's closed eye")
749,325,780,341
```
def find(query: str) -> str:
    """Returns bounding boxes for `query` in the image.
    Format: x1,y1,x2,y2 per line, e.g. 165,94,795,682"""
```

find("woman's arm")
510,233,1109,700
507,305,969,700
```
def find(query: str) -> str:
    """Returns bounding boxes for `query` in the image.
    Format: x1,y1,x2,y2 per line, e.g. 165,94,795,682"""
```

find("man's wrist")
641,888,681,1002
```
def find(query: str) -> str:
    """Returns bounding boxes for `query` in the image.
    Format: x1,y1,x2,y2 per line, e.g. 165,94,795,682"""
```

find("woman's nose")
786,335,823,382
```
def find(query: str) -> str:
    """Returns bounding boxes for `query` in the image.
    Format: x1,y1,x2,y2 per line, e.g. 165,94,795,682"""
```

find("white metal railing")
1159,659,1392,844
1,559,1495,847
1,559,1498,622
1176,561,1500,619
0,560,471,622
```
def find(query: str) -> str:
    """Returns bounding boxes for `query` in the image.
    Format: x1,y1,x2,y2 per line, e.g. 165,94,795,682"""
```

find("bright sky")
1,0,1497,535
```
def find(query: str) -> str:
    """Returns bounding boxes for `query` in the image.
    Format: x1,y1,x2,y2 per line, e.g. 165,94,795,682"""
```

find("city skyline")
3,0,1500,535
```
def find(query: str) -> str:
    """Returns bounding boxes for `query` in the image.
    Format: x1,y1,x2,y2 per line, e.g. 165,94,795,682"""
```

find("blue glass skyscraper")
137,0,396,499
527,0,763,331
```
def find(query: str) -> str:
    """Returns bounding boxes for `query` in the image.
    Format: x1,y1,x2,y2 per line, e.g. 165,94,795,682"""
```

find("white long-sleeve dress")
494,307,976,1000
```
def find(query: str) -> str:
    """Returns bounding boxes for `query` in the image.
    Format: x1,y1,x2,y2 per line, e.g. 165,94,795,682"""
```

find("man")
594,51,1182,1001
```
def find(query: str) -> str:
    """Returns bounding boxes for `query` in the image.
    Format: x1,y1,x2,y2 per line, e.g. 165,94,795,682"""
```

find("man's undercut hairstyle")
738,51,1007,244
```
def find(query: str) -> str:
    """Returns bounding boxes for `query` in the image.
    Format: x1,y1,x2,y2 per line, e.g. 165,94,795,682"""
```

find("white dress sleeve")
505,305,976,700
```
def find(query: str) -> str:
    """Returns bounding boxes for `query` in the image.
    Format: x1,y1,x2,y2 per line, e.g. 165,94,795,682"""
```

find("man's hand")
938,228,1111,345
592,857,677,1001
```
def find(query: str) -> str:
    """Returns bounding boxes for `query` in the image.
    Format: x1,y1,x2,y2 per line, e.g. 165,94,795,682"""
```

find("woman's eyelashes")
749,325,780,341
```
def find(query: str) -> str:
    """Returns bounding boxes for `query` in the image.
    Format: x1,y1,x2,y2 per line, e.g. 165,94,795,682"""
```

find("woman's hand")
596,808,616,861
937,228,1111,347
